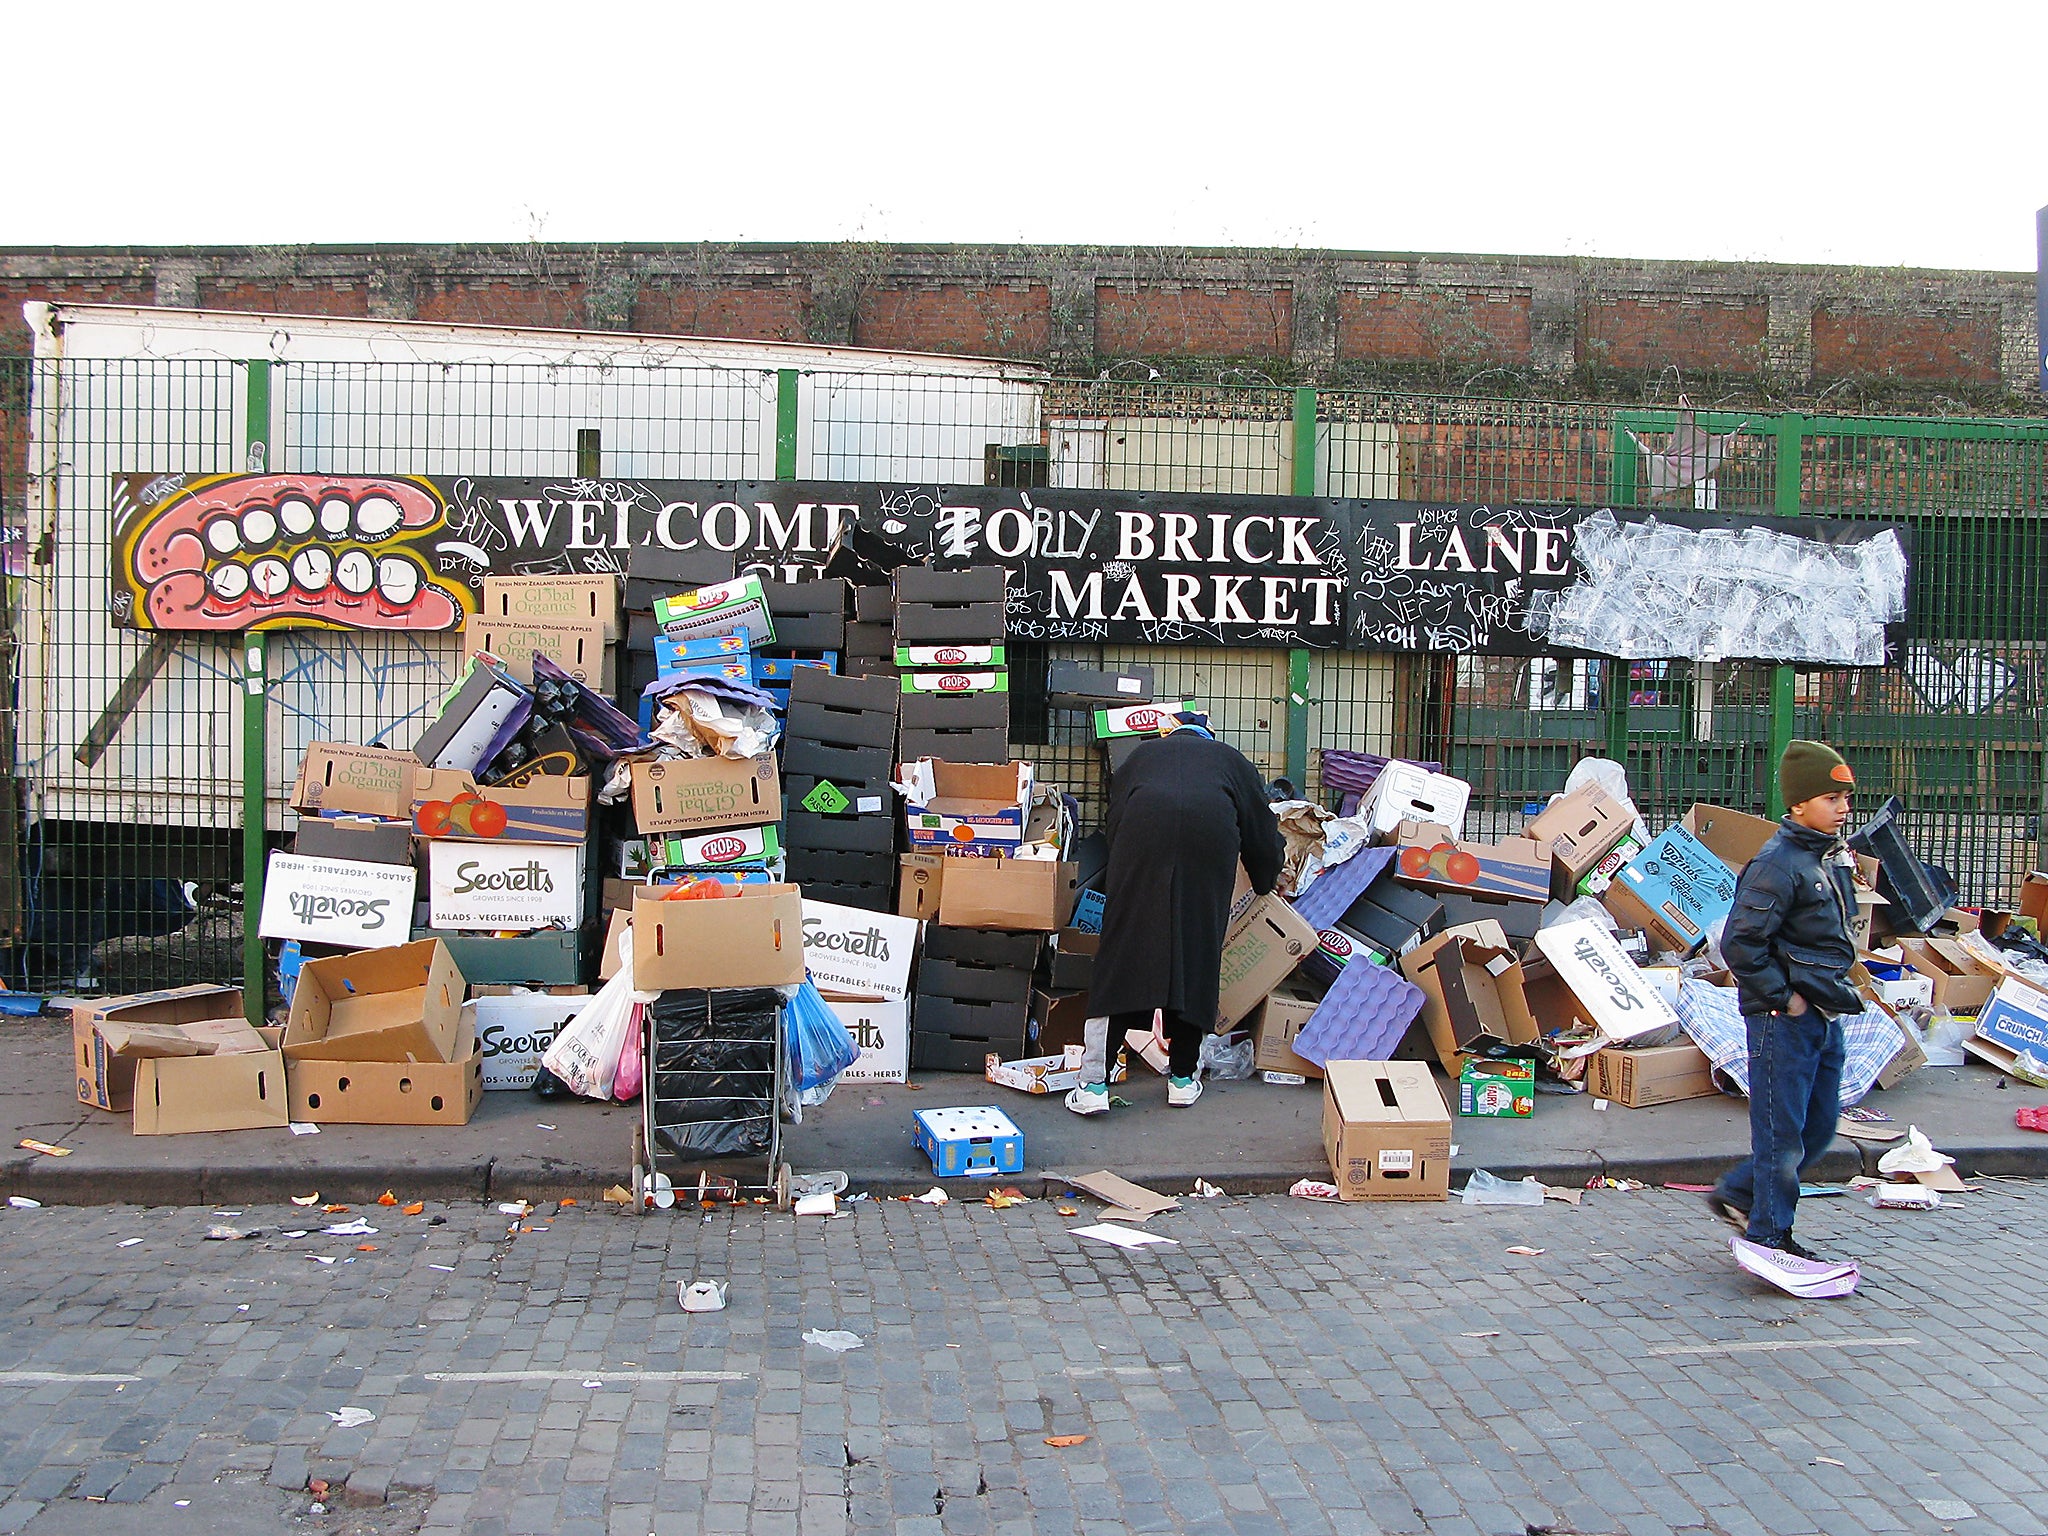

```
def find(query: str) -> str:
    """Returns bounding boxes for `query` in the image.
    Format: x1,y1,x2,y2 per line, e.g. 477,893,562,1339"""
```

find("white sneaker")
1065,1083,1111,1116
1167,1074,1203,1108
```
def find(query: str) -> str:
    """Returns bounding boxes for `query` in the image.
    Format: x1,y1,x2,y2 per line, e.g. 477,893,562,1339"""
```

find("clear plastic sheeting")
1527,512,1908,664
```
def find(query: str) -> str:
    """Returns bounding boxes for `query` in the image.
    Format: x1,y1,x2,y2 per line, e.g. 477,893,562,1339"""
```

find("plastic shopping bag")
786,977,860,1094
542,928,657,1100
612,1000,646,1102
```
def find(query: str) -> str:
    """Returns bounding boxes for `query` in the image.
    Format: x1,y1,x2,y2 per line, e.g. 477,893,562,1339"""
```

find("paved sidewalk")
1,1182,2045,1535
10,1015,2048,1207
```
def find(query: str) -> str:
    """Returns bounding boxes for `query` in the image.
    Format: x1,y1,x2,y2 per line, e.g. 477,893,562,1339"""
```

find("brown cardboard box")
1895,936,1998,1013
1217,895,1319,1027
1586,1041,1718,1107
1525,783,1634,898
292,742,415,821
1321,1060,1451,1202
1401,931,1538,1074
598,907,632,982
284,940,467,1064
480,574,621,639
939,856,1079,931
133,1025,291,1135
2019,871,2047,926
1390,830,1552,904
1251,993,1323,1079
462,618,613,689
1874,1022,1927,1091
1683,803,1779,872
630,755,782,835
409,768,592,844
288,1012,485,1126
1030,988,1094,1055
633,885,806,989
898,853,946,919
72,984,246,1111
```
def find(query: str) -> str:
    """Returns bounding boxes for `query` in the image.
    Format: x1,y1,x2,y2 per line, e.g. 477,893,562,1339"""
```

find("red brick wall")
1337,288,1532,364
0,276,157,354
1584,296,1768,373
194,279,370,318
854,283,1049,358
1095,283,1291,357
632,284,808,342
1811,304,2002,384
1400,422,1613,504
415,279,587,330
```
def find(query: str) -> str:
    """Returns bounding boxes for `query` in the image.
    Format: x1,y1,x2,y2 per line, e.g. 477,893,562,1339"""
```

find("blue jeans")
1715,1009,1846,1246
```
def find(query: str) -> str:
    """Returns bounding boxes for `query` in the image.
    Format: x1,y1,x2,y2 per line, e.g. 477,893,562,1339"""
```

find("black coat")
1089,732,1286,1026
1722,818,1863,1018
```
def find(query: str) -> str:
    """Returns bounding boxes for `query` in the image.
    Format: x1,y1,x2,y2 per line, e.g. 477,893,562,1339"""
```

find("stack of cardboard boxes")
893,567,1009,763
782,669,900,912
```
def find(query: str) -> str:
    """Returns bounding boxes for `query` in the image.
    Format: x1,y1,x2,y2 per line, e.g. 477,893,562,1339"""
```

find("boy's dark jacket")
1721,819,1863,1018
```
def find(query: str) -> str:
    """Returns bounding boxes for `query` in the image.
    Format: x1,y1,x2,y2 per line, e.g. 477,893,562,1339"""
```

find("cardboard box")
1358,762,1471,840
1575,834,1643,899
652,573,775,647
653,631,751,676
901,759,1033,851
1532,920,1682,1044
623,543,737,611
1458,1060,1535,1118
1975,978,2048,1063
415,926,589,987
1029,988,1094,1056
1340,872,1447,959
901,669,1009,695
630,755,781,835
2021,871,2048,926
1217,894,1319,1026
285,939,467,1064
938,855,1079,931
900,726,1010,765
759,578,847,648
463,618,612,689
1683,803,1779,872
1874,1021,1927,1090
1045,661,1152,709
898,852,946,919
73,984,246,1111
897,642,1005,668
292,814,413,867
893,565,1006,605
632,885,805,990
984,1050,1089,1094
1321,1060,1452,1202
1401,931,1538,1074
411,768,592,844
257,851,419,949
426,840,586,931
1896,936,1998,1013
1526,782,1635,898
288,1018,485,1127
1250,993,1323,1079
1094,700,1189,739
480,573,620,638
656,824,782,870
133,1026,290,1135
1392,832,1551,904
829,998,910,1084
1586,1041,1719,1106
412,657,530,774
1048,929,1098,992
292,742,415,820
469,991,590,1090
898,690,1010,732
801,900,920,1000
1604,824,1736,956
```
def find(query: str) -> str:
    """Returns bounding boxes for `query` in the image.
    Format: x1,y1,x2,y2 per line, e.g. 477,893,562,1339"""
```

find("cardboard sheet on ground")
1071,1224,1178,1250
1730,1235,1859,1298
1057,1170,1179,1223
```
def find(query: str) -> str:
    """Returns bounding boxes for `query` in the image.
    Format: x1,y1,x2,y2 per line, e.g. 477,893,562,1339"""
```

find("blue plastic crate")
911,1106,1025,1179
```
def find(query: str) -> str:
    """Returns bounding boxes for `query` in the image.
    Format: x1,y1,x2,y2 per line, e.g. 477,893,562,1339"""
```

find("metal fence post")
776,369,800,480
241,361,271,1024
1767,412,1806,818
1287,388,1316,791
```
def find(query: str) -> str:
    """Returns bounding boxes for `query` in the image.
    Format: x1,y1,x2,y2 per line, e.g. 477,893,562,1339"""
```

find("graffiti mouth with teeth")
111,473,473,632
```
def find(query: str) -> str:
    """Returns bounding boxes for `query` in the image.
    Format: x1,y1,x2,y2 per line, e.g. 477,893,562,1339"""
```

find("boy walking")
1709,741,1865,1263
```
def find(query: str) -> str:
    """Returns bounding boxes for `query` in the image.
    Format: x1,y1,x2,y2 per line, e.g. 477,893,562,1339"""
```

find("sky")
7,1,2042,272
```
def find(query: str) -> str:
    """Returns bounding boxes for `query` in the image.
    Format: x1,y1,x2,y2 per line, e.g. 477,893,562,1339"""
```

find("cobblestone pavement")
1,1178,2045,1536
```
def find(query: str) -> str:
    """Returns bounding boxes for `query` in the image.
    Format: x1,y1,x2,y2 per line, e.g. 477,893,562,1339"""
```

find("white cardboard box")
1359,762,1470,840
1533,918,1681,1044
801,901,921,1002
258,852,418,949
428,840,585,931
467,992,591,1090
828,999,909,1084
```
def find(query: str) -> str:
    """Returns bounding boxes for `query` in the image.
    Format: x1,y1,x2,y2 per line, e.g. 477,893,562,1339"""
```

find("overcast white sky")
7,2,2042,272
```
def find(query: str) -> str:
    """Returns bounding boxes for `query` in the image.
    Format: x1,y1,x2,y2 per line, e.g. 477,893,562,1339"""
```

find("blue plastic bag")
787,977,860,1093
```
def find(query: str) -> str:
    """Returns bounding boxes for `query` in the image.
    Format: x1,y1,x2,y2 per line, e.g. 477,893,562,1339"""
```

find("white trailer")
20,302,1045,830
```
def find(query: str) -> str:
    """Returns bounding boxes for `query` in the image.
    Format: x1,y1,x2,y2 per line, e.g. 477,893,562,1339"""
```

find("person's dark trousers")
1715,1009,1847,1246
1108,1009,1204,1078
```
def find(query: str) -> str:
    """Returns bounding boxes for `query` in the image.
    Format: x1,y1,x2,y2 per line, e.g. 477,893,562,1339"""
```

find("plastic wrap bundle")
649,986,782,1159
1526,512,1908,665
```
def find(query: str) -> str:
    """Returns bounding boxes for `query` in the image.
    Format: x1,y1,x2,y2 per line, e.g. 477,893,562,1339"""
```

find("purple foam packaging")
1287,960,1426,1067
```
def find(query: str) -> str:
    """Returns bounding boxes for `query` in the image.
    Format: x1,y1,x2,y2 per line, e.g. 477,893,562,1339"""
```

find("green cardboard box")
1457,1059,1535,1119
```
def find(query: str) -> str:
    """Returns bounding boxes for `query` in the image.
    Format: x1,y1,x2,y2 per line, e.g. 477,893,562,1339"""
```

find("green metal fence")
5,356,2043,995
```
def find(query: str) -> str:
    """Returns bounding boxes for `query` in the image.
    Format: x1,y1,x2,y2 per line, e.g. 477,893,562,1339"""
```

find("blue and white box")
1609,825,1736,954
1976,978,2048,1063
911,1105,1025,1178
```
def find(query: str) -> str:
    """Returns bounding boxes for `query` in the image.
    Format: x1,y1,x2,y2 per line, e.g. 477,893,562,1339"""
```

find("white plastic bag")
541,929,659,1100
1876,1125,1954,1177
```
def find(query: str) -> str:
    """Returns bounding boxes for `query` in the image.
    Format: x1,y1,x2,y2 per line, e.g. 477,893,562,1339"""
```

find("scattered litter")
1665,1182,1714,1193
558,1198,577,1207
403,1202,425,1216
1869,1185,1942,1210
8,1196,41,1208
2016,1106,2048,1133
602,1186,635,1205
1877,1126,1953,1177
118,1237,142,1247
984,1188,1028,1209
1799,1183,1846,1198
428,1264,455,1272
1461,1331,1501,1338
18,1139,69,1156
1191,1179,1225,1199
913,1188,948,1206
1731,1235,1859,1299
1841,1105,1892,1124
680,1280,729,1312
1072,1223,1179,1250
206,1225,253,1241
356,1244,378,1253
803,1328,865,1352
581,1379,603,1389
1543,1186,1583,1206
309,1480,329,1500
1289,1179,1341,1201
284,1231,309,1239
323,1220,376,1236
1056,1206,1079,1217
537,1123,557,1131
289,1123,320,1136
326,1407,376,1428
499,1201,533,1217
1587,1176,1647,1191
1461,1171,1544,1206
291,1194,321,1207
376,1191,398,1206
323,1204,350,1214
174,1500,189,1507
308,1255,336,1265
1061,1170,1179,1222
308,1503,326,1515
1044,1434,1090,1448
1505,1245,1546,1256
793,1192,837,1217
1836,1117,1905,1144
1813,1456,1847,1467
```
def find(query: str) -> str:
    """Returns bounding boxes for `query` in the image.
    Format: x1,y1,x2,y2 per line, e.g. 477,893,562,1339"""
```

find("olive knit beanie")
1779,739,1854,809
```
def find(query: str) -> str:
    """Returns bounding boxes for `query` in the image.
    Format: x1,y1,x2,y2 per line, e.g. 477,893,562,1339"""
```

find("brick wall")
193,279,370,318
854,283,1049,357
1337,287,1532,364
632,284,808,343
1811,303,2003,385
1584,296,1768,374
1096,283,1292,358
0,274,157,353
415,278,588,330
